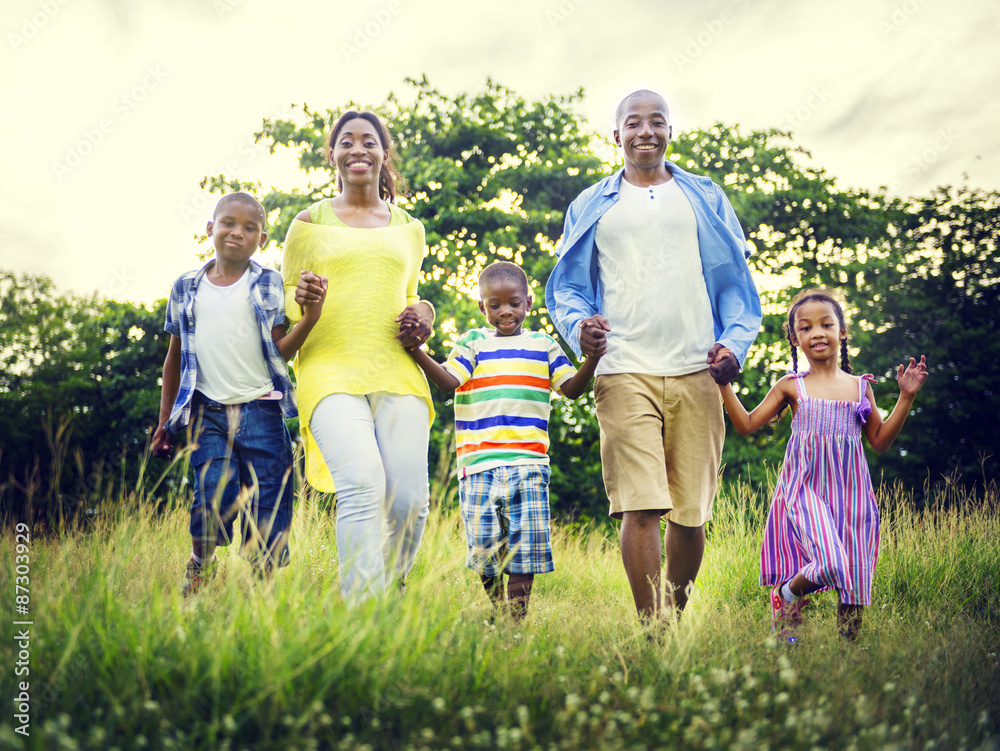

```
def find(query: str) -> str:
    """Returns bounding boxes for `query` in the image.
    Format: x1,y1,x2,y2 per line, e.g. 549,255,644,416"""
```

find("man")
545,89,761,622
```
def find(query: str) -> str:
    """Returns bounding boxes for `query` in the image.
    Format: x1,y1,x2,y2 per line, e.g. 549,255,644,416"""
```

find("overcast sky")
2,0,998,305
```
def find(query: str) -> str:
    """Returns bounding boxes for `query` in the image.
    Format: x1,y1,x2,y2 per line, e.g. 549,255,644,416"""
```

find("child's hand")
579,315,610,357
897,355,929,396
709,346,733,365
151,425,172,460
295,270,328,320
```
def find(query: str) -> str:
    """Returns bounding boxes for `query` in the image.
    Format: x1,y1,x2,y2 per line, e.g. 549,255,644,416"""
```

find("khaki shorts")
594,371,724,526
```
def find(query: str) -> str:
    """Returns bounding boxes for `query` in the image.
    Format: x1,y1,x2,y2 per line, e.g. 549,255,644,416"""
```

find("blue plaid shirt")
163,259,297,433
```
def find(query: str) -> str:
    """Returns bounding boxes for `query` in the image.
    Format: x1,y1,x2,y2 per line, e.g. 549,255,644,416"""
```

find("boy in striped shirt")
407,261,604,620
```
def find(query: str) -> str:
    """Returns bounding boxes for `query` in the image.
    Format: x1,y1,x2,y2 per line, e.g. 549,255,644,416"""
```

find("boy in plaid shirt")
152,192,326,594
406,261,603,620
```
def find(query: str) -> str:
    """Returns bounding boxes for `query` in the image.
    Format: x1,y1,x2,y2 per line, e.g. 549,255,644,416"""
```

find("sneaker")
770,584,810,642
182,554,218,597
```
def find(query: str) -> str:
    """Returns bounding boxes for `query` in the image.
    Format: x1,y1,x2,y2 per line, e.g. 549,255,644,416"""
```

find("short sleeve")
260,269,287,328
281,220,311,326
547,335,578,396
441,331,480,389
163,278,184,337
857,374,877,424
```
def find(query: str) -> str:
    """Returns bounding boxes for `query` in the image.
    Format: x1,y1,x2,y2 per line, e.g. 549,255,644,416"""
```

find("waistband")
192,390,282,407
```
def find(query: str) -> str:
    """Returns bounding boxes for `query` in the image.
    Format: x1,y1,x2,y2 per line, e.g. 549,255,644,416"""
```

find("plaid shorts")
458,464,554,576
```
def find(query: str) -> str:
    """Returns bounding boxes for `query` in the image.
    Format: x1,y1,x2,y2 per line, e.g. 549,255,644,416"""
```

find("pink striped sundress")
760,372,879,606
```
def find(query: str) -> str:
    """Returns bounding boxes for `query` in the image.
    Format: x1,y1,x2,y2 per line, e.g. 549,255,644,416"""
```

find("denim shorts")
188,392,294,567
458,464,554,576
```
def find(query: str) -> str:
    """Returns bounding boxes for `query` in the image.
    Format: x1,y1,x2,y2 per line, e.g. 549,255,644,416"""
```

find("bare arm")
408,347,461,393
559,354,601,400
863,356,929,453
151,335,182,457
720,379,791,436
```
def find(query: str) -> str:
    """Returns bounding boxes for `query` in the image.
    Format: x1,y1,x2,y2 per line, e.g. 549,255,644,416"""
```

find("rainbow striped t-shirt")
442,328,578,477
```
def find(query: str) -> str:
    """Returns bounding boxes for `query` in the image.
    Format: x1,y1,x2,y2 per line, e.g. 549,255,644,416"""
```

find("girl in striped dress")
718,289,928,640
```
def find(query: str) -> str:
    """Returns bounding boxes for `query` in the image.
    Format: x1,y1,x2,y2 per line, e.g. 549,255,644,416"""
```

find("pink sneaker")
770,584,810,642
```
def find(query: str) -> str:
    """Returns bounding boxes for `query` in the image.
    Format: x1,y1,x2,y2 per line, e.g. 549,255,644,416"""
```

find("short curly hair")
478,261,529,298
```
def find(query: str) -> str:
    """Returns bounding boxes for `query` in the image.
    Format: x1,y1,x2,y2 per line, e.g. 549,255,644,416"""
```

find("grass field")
1,469,998,750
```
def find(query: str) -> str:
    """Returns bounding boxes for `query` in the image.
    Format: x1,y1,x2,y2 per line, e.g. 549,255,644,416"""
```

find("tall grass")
1,468,998,750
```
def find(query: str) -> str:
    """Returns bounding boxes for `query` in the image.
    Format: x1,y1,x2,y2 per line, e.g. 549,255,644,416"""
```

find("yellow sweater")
282,201,433,492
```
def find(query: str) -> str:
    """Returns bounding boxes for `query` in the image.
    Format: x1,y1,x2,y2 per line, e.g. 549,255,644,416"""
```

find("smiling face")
614,91,672,183
330,116,385,190
479,277,532,337
790,299,847,364
207,200,266,268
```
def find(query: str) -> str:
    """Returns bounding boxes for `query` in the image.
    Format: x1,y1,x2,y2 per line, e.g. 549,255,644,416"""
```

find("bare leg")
663,520,705,613
481,574,504,608
838,604,864,641
192,538,216,562
620,510,663,621
507,573,534,622
788,573,822,598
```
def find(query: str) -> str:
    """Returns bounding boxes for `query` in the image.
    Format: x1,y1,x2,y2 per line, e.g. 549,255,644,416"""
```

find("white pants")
310,392,430,600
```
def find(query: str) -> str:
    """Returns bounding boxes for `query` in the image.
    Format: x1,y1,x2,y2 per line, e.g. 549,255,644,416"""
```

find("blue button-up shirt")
545,160,762,366
163,259,297,433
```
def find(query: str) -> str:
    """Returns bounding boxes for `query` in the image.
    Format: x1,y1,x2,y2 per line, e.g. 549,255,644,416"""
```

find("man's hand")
578,315,610,357
707,343,739,385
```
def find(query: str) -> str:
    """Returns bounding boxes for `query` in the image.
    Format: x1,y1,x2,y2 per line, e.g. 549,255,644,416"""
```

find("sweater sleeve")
405,219,426,308
281,220,310,325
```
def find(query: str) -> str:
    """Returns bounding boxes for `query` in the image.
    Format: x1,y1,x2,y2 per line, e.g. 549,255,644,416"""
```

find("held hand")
707,343,739,385
297,270,328,322
151,425,172,460
896,355,929,397
395,302,433,350
295,270,328,315
578,315,610,357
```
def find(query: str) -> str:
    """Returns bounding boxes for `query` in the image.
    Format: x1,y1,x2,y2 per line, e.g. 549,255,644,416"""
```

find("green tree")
0,272,168,527
864,187,1000,486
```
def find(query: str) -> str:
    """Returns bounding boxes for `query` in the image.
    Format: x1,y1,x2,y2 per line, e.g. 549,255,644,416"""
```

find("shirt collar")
191,258,262,288
603,160,684,198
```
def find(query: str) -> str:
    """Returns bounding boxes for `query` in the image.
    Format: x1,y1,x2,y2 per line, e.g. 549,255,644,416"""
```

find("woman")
283,110,434,600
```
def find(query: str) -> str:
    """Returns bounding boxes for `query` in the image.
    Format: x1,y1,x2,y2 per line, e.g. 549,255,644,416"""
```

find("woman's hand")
396,301,434,350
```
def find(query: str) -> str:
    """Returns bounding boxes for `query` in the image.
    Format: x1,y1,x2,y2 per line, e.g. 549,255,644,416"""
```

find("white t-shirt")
193,268,274,403
594,177,715,376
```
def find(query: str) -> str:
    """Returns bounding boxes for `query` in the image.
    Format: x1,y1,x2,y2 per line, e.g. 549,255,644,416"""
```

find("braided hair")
326,110,408,203
784,289,852,374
